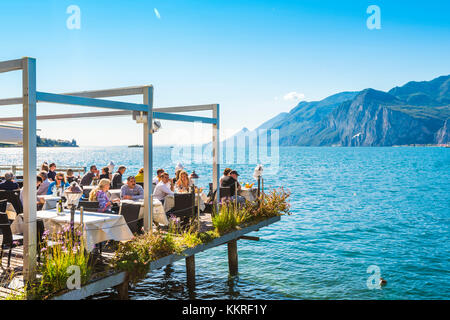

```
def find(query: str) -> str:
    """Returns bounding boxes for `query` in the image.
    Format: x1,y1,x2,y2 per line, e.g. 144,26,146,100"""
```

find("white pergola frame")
0,57,220,284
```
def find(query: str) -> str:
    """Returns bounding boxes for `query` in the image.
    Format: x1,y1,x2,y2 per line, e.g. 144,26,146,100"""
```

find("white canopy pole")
22,57,37,284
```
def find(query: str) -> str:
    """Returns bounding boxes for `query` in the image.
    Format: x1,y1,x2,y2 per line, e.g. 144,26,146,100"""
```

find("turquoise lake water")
1,146,449,299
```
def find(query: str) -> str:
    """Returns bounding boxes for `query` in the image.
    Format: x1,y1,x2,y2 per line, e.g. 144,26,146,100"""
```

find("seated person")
111,166,126,189
47,163,57,182
153,172,174,203
37,171,51,195
80,165,99,186
66,169,77,184
89,178,120,213
175,170,191,193
121,176,144,201
0,172,19,191
220,170,245,205
153,168,165,185
219,168,232,186
47,172,70,195
135,168,144,184
99,166,110,180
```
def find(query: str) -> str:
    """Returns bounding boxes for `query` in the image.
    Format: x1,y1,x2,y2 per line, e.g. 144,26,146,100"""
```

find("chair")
0,213,23,268
82,187,92,199
0,199,7,213
119,202,142,234
166,193,195,225
219,187,231,201
78,200,99,212
0,190,23,214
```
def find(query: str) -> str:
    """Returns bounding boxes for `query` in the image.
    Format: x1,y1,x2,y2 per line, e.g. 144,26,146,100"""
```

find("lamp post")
64,182,83,236
253,164,264,198
190,171,200,231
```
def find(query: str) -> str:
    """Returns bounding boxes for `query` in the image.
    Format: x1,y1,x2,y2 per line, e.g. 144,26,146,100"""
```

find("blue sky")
0,0,449,146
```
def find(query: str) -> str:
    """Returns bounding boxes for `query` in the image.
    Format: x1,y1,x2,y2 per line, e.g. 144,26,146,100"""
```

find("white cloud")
154,8,161,19
283,91,305,101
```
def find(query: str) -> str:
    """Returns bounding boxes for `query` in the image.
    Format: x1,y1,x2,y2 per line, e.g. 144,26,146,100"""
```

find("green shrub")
28,226,93,299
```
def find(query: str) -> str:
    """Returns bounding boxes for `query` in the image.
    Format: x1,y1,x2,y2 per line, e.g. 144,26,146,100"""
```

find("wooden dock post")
186,255,196,288
115,275,129,300
228,240,238,276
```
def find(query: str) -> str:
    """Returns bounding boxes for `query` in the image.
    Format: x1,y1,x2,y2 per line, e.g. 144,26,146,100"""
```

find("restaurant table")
120,198,169,226
163,192,208,213
238,188,258,202
11,209,133,252
108,189,121,201
37,195,61,210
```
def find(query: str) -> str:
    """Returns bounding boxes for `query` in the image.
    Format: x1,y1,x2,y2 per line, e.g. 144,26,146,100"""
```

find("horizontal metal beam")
0,58,23,73
0,97,22,106
154,104,216,113
0,86,149,106
153,112,217,124
62,86,147,98
0,111,132,122
36,92,148,112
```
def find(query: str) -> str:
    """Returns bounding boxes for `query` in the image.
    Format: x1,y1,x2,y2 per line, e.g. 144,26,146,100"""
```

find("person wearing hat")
0,172,19,191
220,170,245,204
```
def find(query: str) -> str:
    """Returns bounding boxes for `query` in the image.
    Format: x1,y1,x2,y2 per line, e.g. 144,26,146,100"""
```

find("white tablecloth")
239,188,258,202
37,195,61,210
11,209,133,252
109,189,121,201
164,192,208,213
120,198,169,226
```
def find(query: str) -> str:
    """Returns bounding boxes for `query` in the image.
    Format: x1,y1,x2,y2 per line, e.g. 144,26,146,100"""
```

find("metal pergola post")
22,57,38,284
143,86,154,233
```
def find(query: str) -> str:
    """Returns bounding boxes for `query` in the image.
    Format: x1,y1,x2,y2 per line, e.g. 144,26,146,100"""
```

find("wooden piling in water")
186,255,196,288
227,240,238,276
116,275,129,300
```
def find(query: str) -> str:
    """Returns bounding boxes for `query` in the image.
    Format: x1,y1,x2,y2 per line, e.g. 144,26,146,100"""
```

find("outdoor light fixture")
189,171,200,230
151,120,161,134
190,170,199,185
64,182,83,233
253,164,264,197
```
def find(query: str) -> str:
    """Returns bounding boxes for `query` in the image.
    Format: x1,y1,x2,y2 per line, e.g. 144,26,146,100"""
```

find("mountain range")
228,75,450,147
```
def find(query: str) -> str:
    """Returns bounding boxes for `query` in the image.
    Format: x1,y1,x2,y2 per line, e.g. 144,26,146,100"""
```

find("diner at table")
0,172,19,191
175,170,191,193
153,168,165,185
47,163,57,182
80,165,99,187
47,172,70,195
221,170,246,205
153,172,174,204
111,166,126,189
120,176,144,201
89,178,120,213
37,171,51,195
135,168,144,184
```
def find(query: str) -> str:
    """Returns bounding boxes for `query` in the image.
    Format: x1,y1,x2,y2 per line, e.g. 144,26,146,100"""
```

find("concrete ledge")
52,272,127,300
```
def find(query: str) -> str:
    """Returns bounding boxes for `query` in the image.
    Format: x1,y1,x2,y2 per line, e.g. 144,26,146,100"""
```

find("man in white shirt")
153,172,174,203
